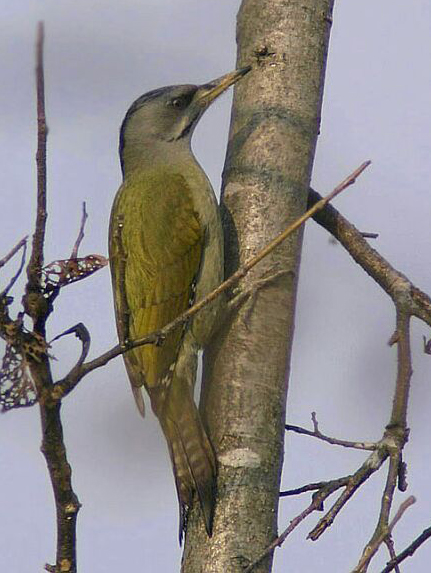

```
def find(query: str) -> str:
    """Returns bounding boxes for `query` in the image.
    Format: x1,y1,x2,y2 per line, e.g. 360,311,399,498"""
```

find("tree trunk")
182,1,334,571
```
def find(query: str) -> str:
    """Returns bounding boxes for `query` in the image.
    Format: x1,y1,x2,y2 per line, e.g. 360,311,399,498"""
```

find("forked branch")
246,182,431,572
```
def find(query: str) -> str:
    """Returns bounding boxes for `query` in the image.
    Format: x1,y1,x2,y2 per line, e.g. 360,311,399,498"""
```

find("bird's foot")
155,332,166,347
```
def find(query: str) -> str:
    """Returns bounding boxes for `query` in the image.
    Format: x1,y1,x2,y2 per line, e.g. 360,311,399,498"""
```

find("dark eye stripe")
169,91,195,109
170,97,185,108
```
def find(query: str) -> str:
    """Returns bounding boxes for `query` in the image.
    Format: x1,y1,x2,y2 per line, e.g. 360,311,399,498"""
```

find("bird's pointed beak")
194,66,251,108
168,66,251,141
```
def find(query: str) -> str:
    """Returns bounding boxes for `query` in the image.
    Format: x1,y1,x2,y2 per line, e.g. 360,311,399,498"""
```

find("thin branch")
308,188,431,327
280,477,350,497
21,23,81,573
236,161,370,281
53,162,371,399
286,411,376,451
307,443,389,541
389,310,412,428
0,236,28,270
50,323,90,366
246,464,374,572
246,434,404,570
360,232,379,239
351,454,401,573
352,496,416,573
49,324,91,404
380,524,431,573
0,239,28,296
268,194,420,572
243,499,319,573
206,170,426,572
351,308,412,572
389,496,416,530
71,202,88,259
53,331,160,401
27,21,47,293
383,536,400,573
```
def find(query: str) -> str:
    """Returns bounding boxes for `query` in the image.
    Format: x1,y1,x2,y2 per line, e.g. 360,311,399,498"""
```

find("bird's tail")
150,374,216,542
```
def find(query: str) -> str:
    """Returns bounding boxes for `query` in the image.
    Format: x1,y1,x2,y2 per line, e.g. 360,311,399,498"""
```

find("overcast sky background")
1,1,430,572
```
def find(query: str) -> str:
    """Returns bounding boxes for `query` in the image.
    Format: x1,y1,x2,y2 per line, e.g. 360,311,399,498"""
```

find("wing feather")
109,169,204,391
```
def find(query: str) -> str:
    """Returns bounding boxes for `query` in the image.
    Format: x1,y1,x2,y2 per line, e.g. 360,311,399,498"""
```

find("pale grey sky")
1,1,430,572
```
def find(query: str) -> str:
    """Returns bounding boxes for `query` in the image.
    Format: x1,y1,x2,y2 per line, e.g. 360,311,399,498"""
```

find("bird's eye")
169,97,185,109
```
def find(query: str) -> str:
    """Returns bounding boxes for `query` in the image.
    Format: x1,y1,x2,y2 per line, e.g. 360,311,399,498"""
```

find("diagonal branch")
52,162,371,400
254,184,423,570
351,308,413,572
243,499,321,573
250,432,399,571
0,236,28,270
307,439,391,541
352,496,416,573
380,523,431,573
0,238,28,297
308,188,431,327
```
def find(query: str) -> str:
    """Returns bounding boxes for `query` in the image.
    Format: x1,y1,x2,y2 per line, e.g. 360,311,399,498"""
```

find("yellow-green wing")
109,169,203,392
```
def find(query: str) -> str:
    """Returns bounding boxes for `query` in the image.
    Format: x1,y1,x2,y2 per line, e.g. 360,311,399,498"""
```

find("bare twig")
243,500,319,573
380,524,431,573
50,323,90,366
247,465,376,572
20,23,81,573
389,310,412,429
383,536,400,573
308,188,431,327
0,236,28,270
389,496,416,530
254,454,404,573
230,173,427,571
350,308,412,572
360,232,379,239
49,323,91,403
309,310,412,552
71,202,88,258
27,21,47,294
352,496,416,573
280,477,350,497
307,443,389,541
0,239,28,296
306,187,427,571
286,411,376,451
53,162,371,399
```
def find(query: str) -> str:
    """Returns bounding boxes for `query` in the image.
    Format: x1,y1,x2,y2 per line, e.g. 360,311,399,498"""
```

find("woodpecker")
109,66,250,540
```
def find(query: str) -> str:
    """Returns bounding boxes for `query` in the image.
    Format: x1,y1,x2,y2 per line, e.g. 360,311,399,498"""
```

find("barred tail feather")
151,375,216,542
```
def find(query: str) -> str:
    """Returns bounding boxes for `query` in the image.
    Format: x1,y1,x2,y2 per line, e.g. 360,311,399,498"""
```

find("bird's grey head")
118,67,251,175
119,84,200,165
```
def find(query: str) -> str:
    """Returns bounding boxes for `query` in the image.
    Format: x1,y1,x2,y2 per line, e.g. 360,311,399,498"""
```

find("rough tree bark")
182,1,334,571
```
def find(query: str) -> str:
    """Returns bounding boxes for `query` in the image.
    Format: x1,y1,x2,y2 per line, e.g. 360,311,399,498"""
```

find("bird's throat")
120,136,193,179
